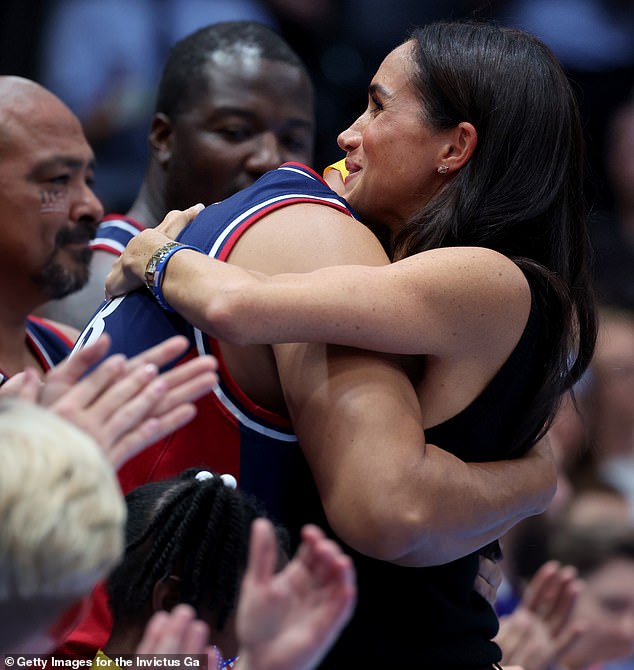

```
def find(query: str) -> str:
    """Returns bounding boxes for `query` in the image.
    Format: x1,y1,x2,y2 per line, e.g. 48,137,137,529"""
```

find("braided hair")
107,468,289,630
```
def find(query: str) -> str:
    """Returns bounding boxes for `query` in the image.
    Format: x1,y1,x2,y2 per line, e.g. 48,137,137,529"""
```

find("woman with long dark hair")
105,20,596,669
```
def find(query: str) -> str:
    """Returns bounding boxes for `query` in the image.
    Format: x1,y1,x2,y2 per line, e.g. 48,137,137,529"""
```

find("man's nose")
245,132,283,174
70,183,104,227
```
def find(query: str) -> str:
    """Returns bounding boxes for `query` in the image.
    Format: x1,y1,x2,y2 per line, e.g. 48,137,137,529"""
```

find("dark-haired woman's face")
335,41,451,234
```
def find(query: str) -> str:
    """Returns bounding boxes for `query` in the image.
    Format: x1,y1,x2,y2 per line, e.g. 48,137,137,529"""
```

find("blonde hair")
0,399,125,646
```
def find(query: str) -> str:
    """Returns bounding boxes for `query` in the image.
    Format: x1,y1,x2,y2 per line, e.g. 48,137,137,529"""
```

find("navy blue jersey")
90,214,144,256
74,163,353,520
26,316,74,367
0,316,74,386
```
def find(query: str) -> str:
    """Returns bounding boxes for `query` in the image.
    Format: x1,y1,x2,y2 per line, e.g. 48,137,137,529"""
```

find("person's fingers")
474,573,498,607
93,368,167,444
144,605,197,654
18,368,44,403
125,335,191,371
474,554,503,606
110,404,198,469
497,609,535,659
306,533,348,587
206,647,221,670
156,204,204,238
67,345,215,433
522,560,561,611
524,562,579,635
0,368,41,402
105,266,139,299
551,620,587,662
51,362,163,456
548,576,583,637
246,517,279,584
46,335,113,389
136,611,170,654
179,617,210,655
52,357,214,466
482,555,503,591
50,354,128,418
35,334,113,407
149,356,218,415
297,523,356,623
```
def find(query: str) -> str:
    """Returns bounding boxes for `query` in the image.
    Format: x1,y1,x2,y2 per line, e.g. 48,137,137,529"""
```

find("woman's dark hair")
107,468,289,630
395,20,597,453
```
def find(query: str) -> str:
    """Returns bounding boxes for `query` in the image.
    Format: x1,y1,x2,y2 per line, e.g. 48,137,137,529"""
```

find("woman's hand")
106,204,204,298
474,551,504,606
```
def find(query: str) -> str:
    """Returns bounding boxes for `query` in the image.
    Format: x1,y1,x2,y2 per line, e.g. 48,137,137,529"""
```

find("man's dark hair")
156,20,309,118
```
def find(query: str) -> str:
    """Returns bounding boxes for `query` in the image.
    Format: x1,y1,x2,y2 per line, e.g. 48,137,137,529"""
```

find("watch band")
144,241,183,292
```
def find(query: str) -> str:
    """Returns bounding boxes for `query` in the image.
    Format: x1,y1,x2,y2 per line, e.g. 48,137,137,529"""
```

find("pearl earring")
437,165,449,174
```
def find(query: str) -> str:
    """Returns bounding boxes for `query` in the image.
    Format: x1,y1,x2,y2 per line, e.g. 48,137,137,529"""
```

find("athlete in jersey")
73,161,551,668
75,163,353,513
61,163,352,660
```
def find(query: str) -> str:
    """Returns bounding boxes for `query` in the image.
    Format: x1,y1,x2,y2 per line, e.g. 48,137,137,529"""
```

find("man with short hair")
39,20,315,330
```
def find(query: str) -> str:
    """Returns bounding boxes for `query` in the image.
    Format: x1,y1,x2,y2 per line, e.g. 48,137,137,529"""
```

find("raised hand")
496,560,585,670
235,519,356,670
106,204,204,298
1,334,217,468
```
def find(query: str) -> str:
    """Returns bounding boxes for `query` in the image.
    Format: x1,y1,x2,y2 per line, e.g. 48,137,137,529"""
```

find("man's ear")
440,121,478,172
149,113,173,165
152,575,182,612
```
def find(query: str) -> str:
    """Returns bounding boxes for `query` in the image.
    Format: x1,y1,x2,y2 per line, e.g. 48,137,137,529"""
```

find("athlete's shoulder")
26,315,75,367
181,163,355,258
91,214,145,255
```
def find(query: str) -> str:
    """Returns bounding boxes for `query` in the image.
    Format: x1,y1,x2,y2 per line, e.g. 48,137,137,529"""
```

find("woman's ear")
152,575,182,612
441,121,478,172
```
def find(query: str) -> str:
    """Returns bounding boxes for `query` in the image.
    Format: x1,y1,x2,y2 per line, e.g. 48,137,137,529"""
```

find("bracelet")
144,241,198,311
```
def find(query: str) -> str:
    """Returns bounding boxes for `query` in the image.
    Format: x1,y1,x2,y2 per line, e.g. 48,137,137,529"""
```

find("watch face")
146,241,181,290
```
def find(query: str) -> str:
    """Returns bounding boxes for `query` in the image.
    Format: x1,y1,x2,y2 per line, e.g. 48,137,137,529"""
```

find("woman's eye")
369,95,383,116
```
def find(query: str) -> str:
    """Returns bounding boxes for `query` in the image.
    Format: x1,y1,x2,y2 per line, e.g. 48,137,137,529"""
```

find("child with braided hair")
85,468,289,667
99,468,290,667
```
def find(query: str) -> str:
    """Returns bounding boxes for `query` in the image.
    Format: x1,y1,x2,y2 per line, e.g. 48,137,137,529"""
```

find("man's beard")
32,226,95,300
